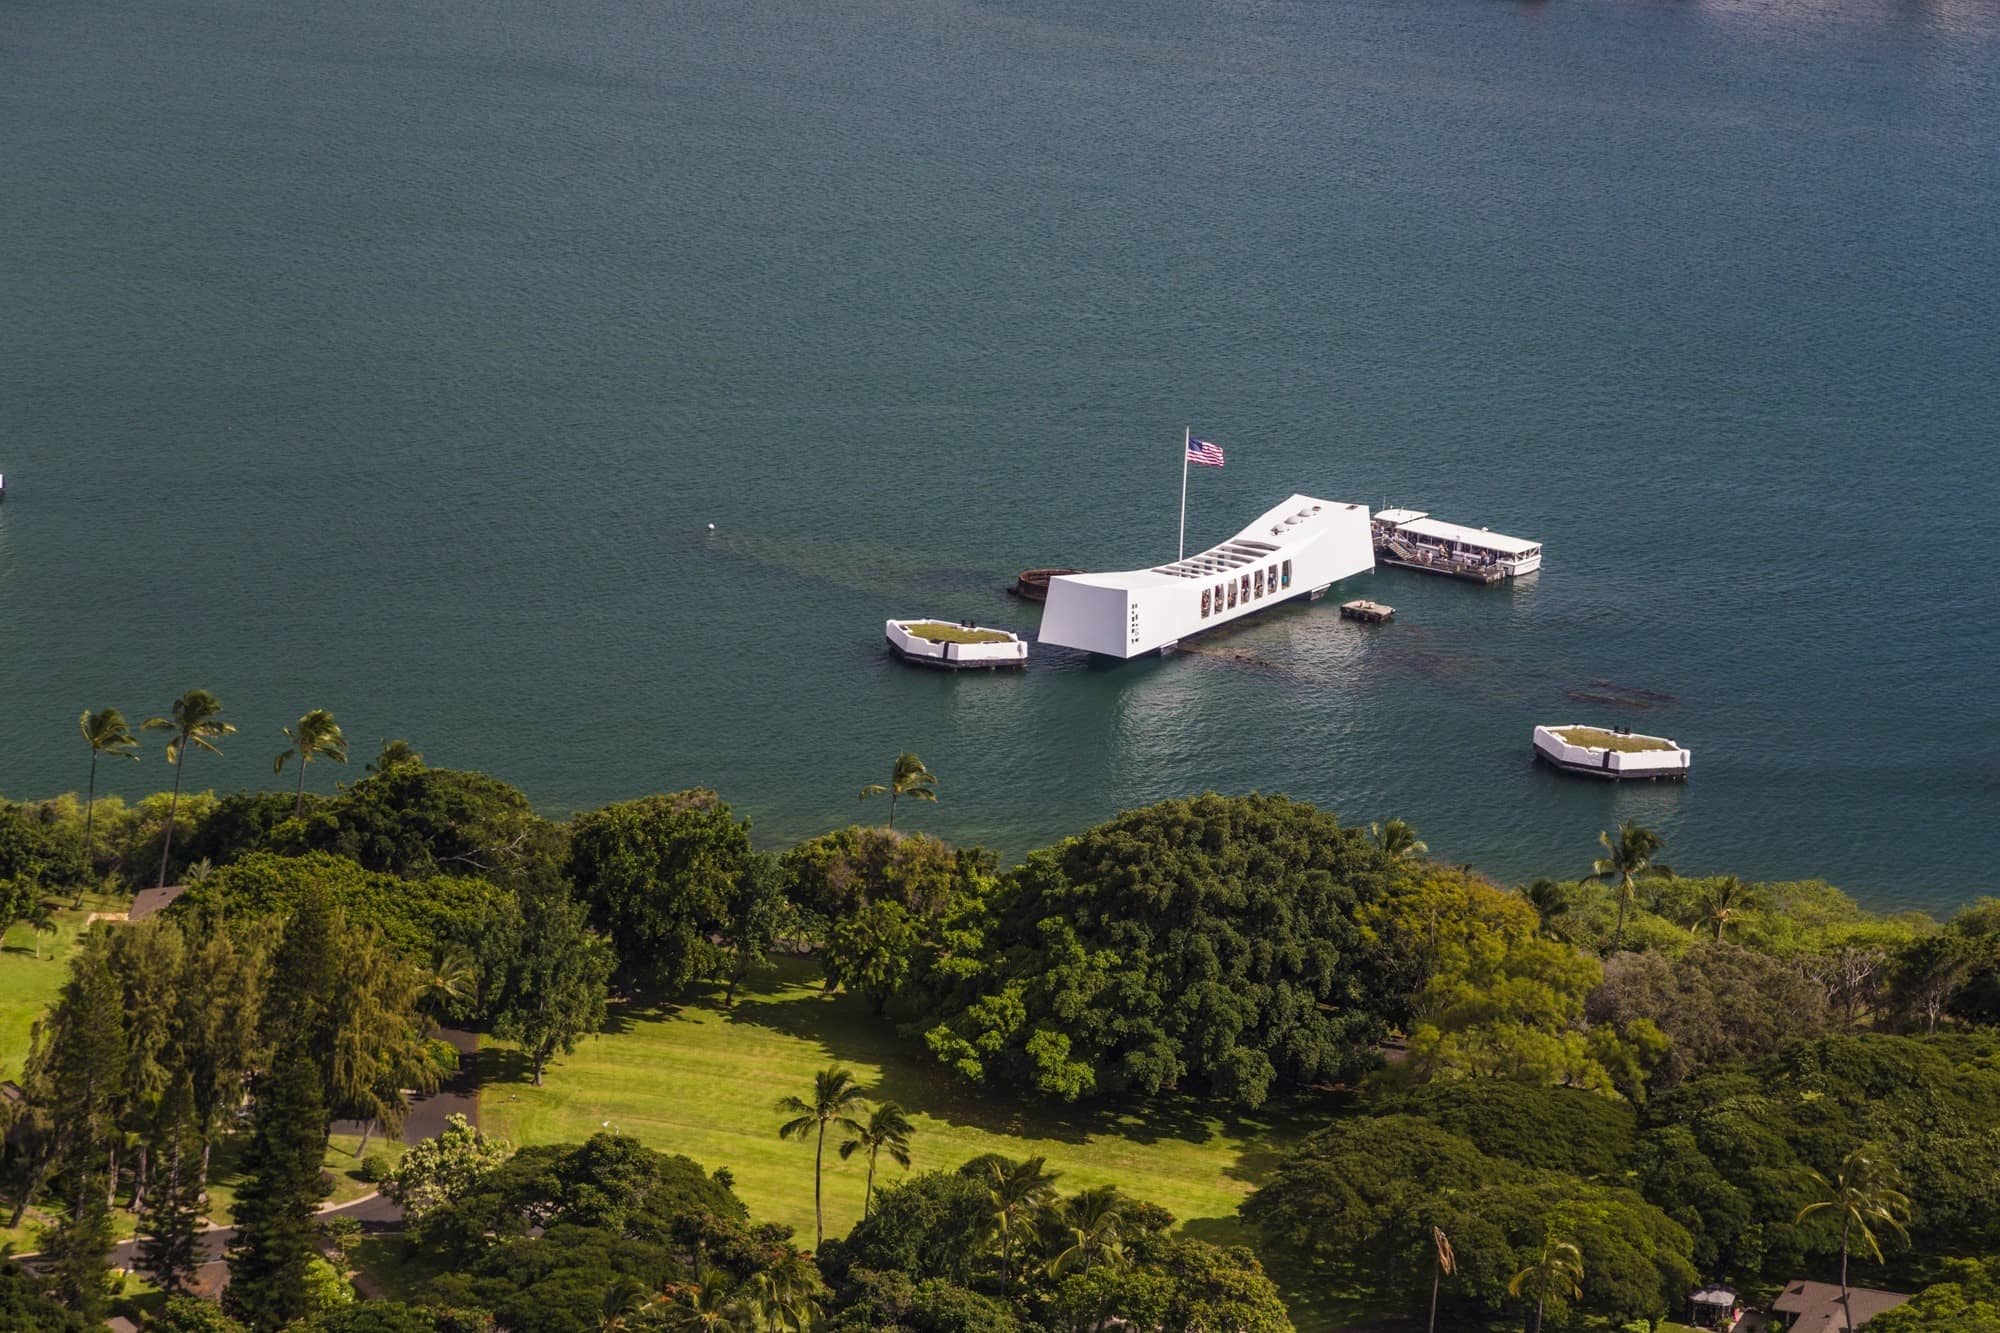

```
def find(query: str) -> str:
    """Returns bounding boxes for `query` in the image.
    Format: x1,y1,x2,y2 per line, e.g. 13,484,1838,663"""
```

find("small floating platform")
1340,599,1394,623
886,619,1027,670
1010,568,1080,602
1533,724,1690,780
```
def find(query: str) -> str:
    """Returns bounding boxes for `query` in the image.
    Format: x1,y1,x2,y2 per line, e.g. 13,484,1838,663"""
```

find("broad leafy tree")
274,708,349,817
382,1113,512,1221
142,688,235,888
491,889,613,1086
924,794,1402,1108
569,790,750,994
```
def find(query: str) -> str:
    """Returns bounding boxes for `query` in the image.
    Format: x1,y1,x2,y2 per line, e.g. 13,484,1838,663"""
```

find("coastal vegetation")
4,716,2000,1331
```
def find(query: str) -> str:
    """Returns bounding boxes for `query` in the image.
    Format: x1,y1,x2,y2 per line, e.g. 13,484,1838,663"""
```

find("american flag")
1187,438,1225,468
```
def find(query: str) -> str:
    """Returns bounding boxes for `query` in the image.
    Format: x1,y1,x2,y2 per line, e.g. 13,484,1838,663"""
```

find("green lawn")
480,959,1390,1330
899,621,1015,645
1552,726,1677,753
0,891,129,1080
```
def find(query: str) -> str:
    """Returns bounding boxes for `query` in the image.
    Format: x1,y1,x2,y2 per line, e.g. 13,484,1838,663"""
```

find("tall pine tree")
223,1040,328,1329
37,933,126,1323
137,1074,208,1293
225,886,339,1330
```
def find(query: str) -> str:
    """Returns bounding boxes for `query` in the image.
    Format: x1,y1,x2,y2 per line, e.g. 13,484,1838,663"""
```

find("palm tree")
76,708,141,906
1581,820,1670,951
670,1266,758,1332
1795,1149,1912,1332
972,1154,1060,1288
368,738,423,775
418,946,478,1023
1047,1185,1128,1277
776,1066,868,1249
745,1253,823,1333
1521,878,1573,938
1369,817,1429,860
141,689,235,889
838,1101,914,1219
599,1274,654,1331
27,899,56,961
1427,1225,1456,1333
274,708,348,817
858,752,938,831
1508,1231,1584,1333
1695,874,1759,942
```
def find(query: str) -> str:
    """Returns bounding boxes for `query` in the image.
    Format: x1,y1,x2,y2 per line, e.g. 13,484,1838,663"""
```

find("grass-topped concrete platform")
1551,726,1678,753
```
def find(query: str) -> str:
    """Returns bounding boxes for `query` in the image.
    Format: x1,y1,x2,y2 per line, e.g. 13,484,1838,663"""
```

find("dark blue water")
4,0,1997,912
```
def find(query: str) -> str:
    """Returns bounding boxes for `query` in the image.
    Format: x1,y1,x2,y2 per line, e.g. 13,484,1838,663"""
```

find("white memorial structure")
1037,494,1375,659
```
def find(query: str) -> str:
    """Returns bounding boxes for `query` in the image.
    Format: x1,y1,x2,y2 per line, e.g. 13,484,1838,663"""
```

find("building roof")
1771,1280,1910,1330
1396,516,1540,555
128,884,188,922
1052,495,1366,593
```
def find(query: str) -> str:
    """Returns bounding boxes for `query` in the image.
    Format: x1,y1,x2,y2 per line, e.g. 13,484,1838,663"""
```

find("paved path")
99,1029,480,1293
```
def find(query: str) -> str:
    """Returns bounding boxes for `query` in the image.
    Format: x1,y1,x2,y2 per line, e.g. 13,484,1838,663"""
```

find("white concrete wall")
1036,579,1134,656
1533,727,1690,775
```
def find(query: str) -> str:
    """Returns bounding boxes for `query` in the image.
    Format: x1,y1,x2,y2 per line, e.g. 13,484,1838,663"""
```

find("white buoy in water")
707,522,715,530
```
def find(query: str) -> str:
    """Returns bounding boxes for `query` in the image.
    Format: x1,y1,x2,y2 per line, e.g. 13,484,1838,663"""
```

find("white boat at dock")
885,619,1028,670
1372,509,1541,582
1038,494,1375,658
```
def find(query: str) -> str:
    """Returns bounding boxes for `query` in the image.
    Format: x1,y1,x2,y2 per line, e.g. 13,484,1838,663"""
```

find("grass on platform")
900,621,1014,644
1553,726,1677,753
479,959,1392,1330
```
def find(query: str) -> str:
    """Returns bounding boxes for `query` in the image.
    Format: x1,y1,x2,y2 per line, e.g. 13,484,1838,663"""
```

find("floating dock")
885,619,1028,670
1340,599,1394,623
1037,495,1375,658
1533,724,1690,780
1372,509,1540,582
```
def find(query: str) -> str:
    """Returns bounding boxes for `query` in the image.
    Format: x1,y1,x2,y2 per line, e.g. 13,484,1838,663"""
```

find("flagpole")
1178,426,1190,561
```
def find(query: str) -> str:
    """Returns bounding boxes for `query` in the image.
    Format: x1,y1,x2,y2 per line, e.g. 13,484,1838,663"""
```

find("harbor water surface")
3,0,1997,911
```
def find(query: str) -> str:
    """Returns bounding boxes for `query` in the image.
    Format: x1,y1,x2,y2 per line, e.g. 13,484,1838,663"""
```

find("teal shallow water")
3,0,1997,911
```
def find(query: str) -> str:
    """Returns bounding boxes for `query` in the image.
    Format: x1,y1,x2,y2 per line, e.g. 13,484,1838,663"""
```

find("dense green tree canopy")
1872,1257,2000,1333
275,766,562,889
1246,1108,1695,1326
1586,943,1832,1088
568,790,750,993
1372,1082,1638,1178
923,794,1402,1107
0,800,85,885
174,851,515,991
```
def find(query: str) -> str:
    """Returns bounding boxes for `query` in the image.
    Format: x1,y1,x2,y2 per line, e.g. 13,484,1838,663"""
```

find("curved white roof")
1396,516,1539,555
1053,495,1367,593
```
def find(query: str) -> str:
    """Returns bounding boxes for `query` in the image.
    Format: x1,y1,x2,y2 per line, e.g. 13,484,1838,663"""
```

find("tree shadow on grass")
716,963,1346,1154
